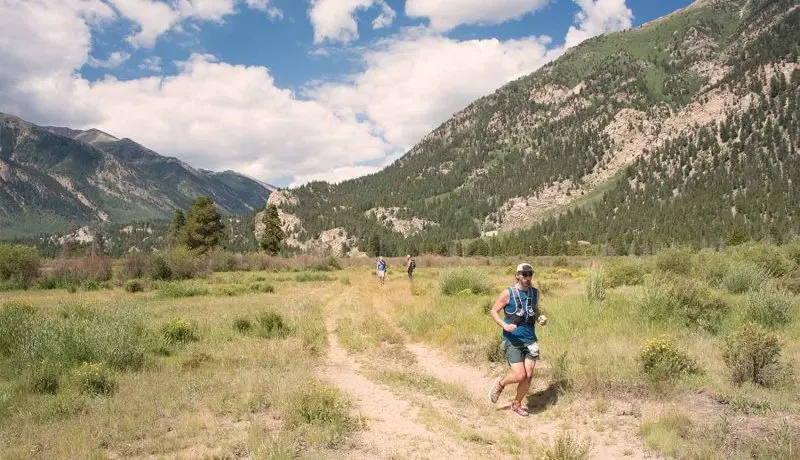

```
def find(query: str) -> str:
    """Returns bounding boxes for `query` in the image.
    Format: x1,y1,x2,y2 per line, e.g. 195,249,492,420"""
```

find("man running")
376,256,387,285
488,262,548,417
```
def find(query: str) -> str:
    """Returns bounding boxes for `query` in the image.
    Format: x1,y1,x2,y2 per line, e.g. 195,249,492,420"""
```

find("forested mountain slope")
275,0,799,256
0,113,272,237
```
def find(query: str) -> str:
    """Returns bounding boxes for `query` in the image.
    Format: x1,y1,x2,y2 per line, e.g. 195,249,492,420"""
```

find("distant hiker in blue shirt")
376,256,387,285
488,262,548,417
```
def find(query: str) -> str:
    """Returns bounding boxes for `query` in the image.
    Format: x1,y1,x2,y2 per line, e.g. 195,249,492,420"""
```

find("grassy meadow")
0,242,799,459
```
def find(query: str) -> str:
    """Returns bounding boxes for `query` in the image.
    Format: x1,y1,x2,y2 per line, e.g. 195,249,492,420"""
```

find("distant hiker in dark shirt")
405,254,416,280
488,262,548,417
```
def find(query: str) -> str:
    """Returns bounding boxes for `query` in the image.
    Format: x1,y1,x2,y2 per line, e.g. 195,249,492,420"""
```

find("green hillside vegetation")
275,0,799,257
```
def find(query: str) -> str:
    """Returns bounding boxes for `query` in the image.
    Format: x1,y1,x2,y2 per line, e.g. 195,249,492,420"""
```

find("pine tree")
260,204,284,255
169,209,185,247
181,196,225,253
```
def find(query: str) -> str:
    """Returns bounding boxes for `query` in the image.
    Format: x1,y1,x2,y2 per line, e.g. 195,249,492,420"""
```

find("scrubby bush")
439,268,491,296
731,242,795,277
637,277,729,333
47,256,113,287
540,432,592,460
0,244,40,287
694,249,729,286
165,247,209,280
249,282,275,293
604,258,645,287
74,362,117,396
205,248,237,273
257,311,289,339
234,317,252,334
120,252,150,279
155,281,209,298
161,318,199,344
639,338,699,381
744,289,794,329
719,262,771,293
124,279,145,293
655,247,693,275
295,273,335,282
723,325,782,387
148,254,172,281
585,269,605,303
28,360,62,394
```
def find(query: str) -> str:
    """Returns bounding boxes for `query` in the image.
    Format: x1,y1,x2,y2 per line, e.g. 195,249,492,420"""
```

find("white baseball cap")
516,263,533,273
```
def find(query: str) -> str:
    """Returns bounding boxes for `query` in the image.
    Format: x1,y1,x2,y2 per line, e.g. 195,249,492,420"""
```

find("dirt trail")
317,289,476,460
318,277,657,459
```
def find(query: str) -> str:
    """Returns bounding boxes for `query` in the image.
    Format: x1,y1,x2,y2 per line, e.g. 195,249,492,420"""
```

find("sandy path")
318,309,472,459
317,275,658,459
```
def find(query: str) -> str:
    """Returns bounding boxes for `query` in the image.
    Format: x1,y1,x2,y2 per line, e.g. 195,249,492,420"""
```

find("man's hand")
503,323,517,332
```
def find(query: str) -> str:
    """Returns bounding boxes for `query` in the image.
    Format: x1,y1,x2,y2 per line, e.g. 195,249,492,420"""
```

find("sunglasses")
519,272,533,278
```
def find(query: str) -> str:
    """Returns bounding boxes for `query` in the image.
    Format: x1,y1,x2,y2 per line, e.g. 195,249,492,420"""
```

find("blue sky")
1,0,693,187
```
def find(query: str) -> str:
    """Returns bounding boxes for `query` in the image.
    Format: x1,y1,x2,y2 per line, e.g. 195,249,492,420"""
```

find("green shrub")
286,382,354,428
744,289,794,329
294,272,334,282
234,317,253,334
74,362,117,396
124,279,145,293
148,254,172,281
0,244,40,286
155,281,209,298
257,311,289,339
585,269,605,303
604,258,645,287
637,277,729,333
655,247,693,275
249,282,275,293
161,318,199,344
722,325,781,387
694,249,729,285
165,247,208,280
783,238,800,267
732,242,794,277
719,262,770,293
439,268,491,296
639,338,699,381
28,360,63,394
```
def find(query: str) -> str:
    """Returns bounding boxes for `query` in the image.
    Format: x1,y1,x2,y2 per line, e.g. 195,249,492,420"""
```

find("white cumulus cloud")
0,0,637,186
405,0,549,30
564,0,633,48
104,0,281,48
309,0,395,43
307,31,560,151
88,51,131,68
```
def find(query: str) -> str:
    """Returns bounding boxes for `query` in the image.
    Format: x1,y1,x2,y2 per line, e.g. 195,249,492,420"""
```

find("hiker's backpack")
410,259,416,269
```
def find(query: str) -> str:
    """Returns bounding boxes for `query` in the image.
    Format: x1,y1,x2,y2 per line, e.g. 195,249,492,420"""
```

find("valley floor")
1,256,798,459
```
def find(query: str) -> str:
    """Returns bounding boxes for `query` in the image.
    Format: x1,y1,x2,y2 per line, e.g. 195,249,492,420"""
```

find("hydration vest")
504,286,538,326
